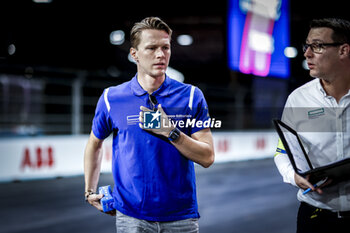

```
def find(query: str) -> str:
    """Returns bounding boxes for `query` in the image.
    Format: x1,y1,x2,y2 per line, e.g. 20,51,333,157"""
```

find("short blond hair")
130,17,172,49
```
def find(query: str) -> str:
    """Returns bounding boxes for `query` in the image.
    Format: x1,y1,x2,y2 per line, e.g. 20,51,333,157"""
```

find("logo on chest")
308,108,325,119
127,115,139,125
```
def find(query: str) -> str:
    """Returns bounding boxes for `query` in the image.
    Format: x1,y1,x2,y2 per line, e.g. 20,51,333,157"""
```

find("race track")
0,158,299,233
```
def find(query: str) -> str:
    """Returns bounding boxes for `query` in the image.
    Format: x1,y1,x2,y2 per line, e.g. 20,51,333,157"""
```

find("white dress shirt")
275,78,350,211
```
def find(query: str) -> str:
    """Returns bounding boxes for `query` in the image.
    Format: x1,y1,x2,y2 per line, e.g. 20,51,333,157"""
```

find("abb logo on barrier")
103,144,112,161
216,137,266,153
256,137,266,150
21,146,55,170
216,139,229,153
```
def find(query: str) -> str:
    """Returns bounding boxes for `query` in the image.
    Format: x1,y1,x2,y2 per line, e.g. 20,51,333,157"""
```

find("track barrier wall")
0,131,278,182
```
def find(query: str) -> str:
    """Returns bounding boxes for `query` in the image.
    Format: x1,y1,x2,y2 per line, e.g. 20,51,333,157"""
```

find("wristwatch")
168,128,181,142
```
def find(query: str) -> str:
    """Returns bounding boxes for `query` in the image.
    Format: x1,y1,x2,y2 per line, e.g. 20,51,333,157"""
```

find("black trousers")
297,202,350,233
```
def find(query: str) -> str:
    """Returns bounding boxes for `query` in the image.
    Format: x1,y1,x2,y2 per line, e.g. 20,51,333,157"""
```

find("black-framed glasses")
149,95,158,111
302,42,344,54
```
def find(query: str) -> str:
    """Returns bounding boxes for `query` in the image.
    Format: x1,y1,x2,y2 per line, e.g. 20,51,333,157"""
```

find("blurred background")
2,0,347,136
1,0,349,232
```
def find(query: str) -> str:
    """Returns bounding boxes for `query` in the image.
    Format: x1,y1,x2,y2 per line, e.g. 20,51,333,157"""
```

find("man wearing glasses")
84,17,214,232
274,18,350,233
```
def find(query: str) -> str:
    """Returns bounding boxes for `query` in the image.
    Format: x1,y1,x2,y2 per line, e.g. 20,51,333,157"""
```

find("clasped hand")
139,104,174,138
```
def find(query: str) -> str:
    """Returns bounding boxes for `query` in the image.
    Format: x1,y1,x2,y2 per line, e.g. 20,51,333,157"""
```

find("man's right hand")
294,173,328,195
87,193,116,216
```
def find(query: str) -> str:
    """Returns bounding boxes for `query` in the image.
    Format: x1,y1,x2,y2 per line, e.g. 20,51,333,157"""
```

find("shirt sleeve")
274,138,297,186
92,89,113,140
274,97,297,187
190,86,210,134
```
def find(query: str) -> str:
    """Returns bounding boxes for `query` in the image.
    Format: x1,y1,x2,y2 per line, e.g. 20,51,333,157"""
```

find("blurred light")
228,0,290,79
8,44,16,55
128,54,136,64
110,30,125,45
284,47,297,58
33,0,52,3
177,35,193,46
249,30,274,53
166,67,185,82
302,59,309,70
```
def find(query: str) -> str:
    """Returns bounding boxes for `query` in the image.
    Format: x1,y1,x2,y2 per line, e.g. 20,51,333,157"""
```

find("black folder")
273,119,350,184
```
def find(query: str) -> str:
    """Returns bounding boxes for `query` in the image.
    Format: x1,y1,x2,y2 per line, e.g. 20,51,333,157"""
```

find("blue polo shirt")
92,74,210,222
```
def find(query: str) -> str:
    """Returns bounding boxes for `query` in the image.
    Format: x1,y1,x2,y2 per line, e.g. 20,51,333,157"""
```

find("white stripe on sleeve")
189,85,195,110
104,88,111,112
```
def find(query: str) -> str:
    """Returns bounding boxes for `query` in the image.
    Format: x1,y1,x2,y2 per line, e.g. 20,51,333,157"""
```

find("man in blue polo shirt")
84,16,215,232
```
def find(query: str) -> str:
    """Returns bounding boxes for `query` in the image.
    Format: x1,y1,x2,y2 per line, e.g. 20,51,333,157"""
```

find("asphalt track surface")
0,158,299,233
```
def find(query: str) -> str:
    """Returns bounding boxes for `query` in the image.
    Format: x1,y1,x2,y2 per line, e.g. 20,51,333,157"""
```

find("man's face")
304,27,341,80
131,29,171,79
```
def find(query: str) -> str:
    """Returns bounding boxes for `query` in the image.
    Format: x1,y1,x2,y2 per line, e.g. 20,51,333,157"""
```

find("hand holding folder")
294,174,331,195
273,119,350,186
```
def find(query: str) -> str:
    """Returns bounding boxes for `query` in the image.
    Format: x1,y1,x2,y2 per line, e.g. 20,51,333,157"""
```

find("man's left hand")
139,104,174,138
